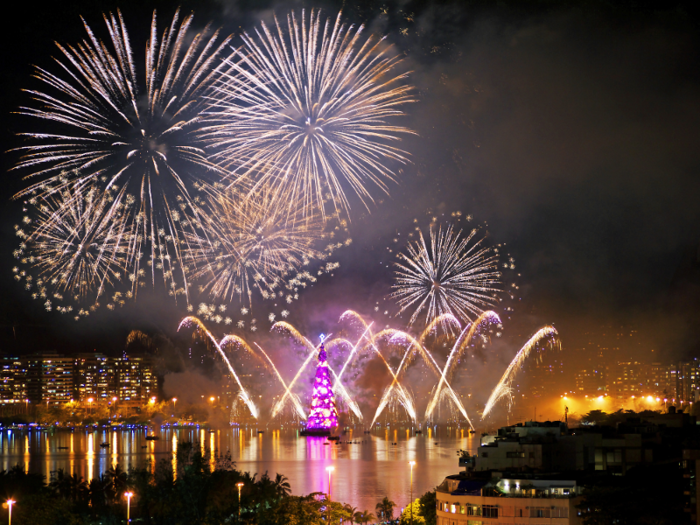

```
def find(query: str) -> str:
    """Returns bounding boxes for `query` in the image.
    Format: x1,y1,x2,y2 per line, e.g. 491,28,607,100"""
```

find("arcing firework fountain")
301,336,338,436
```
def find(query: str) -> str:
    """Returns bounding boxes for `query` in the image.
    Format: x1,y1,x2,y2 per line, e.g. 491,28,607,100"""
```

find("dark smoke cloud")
2,2,700,417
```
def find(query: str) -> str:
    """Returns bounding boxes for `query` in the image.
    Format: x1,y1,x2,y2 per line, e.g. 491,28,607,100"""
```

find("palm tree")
376,496,396,522
104,464,128,503
49,468,87,501
344,504,357,523
355,510,376,524
274,473,292,498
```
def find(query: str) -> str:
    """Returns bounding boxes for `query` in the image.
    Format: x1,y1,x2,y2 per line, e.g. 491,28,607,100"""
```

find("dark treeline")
0,441,435,524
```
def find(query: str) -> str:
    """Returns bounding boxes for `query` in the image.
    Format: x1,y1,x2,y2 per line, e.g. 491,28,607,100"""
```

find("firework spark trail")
183,183,335,306
178,316,259,418
370,343,417,426
270,321,363,420
14,185,132,309
392,224,502,329
336,311,417,424
419,313,462,344
423,311,501,421
327,364,363,421
220,334,267,367
378,328,476,428
252,343,307,420
333,322,373,384
482,326,560,419
269,322,327,419
205,9,415,215
370,313,460,426
375,329,441,377
13,10,232,303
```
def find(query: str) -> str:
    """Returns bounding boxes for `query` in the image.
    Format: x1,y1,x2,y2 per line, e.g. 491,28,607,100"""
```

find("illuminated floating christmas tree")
301,335,338,437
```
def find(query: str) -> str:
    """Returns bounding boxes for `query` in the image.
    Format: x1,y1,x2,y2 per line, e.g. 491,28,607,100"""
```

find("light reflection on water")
0,426,478,512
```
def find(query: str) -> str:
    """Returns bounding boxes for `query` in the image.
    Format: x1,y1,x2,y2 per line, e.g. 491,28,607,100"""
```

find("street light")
124,491,133,523
326,466,335,523
5,499,15,525
236,482,244,521
409,461,416,525
87,398,94,415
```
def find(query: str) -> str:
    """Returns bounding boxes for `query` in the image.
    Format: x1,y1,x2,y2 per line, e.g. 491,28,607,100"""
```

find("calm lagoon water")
0,425,479,513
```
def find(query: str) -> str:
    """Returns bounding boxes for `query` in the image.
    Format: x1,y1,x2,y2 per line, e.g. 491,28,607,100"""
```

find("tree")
355,510,376,524
271,494,324,525
274,473,292,498
376,496,396,522
344,504,358,523
399,500,425,524
418,490,437,525
48,469,87,503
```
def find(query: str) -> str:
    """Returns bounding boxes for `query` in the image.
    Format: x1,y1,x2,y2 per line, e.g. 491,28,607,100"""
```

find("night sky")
2,0,700,364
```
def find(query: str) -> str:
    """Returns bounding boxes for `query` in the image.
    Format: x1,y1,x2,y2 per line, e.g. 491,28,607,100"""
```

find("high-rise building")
610,361,646,399
114,355,157,402
647,363,678,400
25,353,74,405
73,353,115,401
0,357,27,404
574,366,608,395
678,359,700,405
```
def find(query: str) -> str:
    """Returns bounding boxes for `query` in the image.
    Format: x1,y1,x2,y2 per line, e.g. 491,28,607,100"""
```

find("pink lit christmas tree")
304,335,338,433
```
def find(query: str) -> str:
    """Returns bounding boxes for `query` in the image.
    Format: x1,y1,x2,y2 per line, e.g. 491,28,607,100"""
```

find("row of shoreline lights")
5,462,418,523
562,393,691,404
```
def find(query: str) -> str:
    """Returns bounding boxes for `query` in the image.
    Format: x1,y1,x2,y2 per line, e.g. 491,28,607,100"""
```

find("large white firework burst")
183,182,349,307
205,9,416,215
392,224,502,327
12,9,232,301
13,184,132,311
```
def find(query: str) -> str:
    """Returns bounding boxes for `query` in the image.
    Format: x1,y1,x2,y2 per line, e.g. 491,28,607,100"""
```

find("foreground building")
436,473,582,525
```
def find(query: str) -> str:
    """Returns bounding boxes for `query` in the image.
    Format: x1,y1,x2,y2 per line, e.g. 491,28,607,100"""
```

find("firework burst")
391,223,503,328
184,182,350,307
12,9,232,301
14,184,131,311
205,9,416,215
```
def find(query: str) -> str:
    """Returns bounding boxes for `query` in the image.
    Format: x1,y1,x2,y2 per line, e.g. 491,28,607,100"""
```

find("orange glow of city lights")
209,397,215,402
647,396,654,402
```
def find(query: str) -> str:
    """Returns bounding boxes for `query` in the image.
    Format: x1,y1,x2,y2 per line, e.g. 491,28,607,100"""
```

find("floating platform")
145,435,160,440
300,428,331,437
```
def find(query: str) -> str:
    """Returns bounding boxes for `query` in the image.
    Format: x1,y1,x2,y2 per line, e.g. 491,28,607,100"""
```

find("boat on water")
145,435,160,441
299,428,331,437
